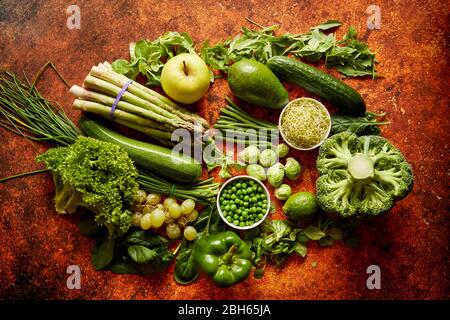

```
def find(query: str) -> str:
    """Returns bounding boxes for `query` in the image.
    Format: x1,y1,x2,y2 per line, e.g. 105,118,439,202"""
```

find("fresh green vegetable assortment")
71,62,209,146
174,206,226,284
0,19,414,290
79,116,202,183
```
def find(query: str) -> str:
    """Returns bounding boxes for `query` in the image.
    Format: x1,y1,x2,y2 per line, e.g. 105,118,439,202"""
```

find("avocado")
227,59,289,110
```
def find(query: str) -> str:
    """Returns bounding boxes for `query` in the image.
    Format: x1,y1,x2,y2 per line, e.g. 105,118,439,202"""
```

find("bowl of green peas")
217,175,271,230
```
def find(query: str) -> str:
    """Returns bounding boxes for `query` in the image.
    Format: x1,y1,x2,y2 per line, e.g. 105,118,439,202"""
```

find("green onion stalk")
0,71,80,146
214,97,279,148
137,169,220,205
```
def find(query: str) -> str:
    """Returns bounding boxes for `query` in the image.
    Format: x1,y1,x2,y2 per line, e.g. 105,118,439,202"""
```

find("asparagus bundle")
70,62,209,145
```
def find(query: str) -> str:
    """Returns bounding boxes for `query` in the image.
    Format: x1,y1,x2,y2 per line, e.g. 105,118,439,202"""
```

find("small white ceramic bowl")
217,175,270,230
278,97,331,151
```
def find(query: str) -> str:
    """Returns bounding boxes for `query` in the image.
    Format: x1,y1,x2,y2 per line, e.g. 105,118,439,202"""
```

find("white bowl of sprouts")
278,97,331,151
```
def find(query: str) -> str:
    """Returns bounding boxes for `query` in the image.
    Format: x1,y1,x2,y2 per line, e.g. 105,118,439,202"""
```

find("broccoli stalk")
51,171,85,214
37,137,139,236
347,154,374,180
316,132,413,218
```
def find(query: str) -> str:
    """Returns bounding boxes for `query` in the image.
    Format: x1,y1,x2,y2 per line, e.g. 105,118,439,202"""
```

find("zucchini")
79,116,202,183
267,56,366,116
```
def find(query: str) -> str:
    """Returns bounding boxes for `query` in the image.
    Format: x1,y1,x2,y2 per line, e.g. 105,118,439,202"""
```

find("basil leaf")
133,249,174,275
91,237,115,270
209,208,227,234
174,239,199,285
304,225,327,240
331,112,388,136
128,245,159,264
335,65,374,77
271,220,293,240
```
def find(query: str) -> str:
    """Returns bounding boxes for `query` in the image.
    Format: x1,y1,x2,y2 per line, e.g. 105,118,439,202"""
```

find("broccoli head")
37,137,139,235
316,132,413,218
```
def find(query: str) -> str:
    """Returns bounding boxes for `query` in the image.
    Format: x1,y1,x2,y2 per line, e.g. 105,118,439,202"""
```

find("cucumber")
79,116,202,183
267,56,366,116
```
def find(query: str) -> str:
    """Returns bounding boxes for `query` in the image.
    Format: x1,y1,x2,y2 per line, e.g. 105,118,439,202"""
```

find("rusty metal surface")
0,0,449,299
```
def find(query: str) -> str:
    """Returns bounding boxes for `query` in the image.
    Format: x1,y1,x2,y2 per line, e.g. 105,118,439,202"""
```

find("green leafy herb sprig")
245,214,359,278
80,214,175,274
331,112,389,136
112,32,196,86
201,19,378,78
112,19,379,86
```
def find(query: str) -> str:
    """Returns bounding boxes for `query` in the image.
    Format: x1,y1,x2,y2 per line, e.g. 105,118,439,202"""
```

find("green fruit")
227,59,289,110
267,56,366,116
282,192,318,221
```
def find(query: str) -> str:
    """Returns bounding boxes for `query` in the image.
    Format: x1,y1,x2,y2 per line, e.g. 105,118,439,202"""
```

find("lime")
282,192,318,221
228,59,289,110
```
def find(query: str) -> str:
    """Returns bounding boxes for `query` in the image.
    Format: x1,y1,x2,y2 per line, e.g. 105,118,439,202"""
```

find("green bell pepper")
194,231,252,287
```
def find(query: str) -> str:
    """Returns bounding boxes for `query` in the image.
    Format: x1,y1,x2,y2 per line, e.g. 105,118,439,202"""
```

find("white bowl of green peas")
217,175,271,230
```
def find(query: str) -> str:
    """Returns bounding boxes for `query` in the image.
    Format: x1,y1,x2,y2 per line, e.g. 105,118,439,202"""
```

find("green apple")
160,53,210,104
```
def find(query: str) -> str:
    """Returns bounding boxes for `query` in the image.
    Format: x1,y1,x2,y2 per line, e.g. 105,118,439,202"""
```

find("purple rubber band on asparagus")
110,80,133,120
